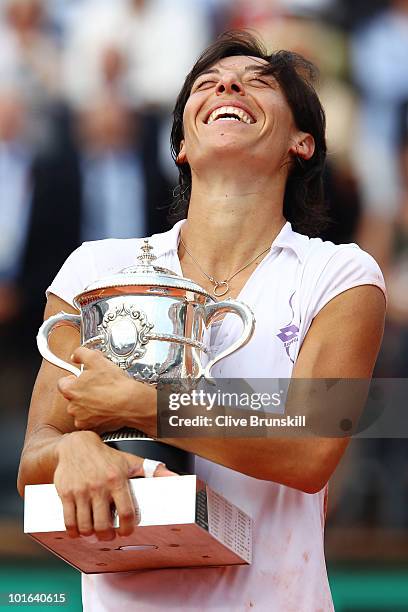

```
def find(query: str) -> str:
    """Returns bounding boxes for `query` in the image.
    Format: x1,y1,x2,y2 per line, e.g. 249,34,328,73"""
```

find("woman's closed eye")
248,77,272,87
194,80,215,91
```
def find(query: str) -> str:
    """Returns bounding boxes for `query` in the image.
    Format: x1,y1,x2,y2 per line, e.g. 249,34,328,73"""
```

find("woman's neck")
179,175,286,280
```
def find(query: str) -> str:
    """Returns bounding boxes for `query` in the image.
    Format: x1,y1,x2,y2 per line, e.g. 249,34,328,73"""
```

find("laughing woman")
18,32,386,611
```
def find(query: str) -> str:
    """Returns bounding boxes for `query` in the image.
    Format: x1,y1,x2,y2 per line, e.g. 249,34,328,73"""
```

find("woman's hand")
54,430,175,540
57,347,155,432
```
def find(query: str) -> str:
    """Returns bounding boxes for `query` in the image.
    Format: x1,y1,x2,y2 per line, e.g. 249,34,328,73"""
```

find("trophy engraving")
98,304,154,369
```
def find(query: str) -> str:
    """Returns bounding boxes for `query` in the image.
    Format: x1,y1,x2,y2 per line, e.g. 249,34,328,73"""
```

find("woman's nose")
215,74,245,96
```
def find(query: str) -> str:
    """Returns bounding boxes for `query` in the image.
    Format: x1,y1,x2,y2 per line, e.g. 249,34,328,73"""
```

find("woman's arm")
60,284,386,492
17,294,83,491
161,284,385,491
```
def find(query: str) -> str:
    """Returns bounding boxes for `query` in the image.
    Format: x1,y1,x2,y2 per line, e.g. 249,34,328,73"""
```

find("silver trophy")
37,240,255,470
32,240,256,571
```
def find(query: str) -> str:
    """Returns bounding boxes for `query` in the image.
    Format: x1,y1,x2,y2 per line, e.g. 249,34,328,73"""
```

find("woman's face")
178,55,314,177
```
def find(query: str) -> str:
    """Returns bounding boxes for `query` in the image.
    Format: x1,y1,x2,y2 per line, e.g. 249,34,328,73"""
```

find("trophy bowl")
37,240,255,472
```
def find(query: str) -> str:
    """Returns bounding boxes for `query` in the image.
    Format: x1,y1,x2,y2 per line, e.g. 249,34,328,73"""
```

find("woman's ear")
290,133,315,161
176,140,187,165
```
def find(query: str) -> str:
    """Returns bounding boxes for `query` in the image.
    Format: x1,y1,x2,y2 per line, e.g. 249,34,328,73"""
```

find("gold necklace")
180,235,271,297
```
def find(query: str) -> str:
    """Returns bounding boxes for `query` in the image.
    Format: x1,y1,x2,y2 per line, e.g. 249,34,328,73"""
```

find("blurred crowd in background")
1,0,408,562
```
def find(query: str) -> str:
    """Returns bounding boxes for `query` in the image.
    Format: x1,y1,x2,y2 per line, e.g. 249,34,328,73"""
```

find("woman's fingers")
154,463,178,477
61,496,79,539
56,444,176,541
111,482,140,537
123,452,145,478
92,494,115,541
75,494,94,537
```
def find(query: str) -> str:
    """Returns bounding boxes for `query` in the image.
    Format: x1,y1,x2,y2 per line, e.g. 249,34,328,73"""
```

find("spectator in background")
0,88,36,512
385,101,408,325
62,0,211,111
225,0,337,29
281,0,335,12
399,101,408,234
350,0,408,275
334,0,388,30
61,0,212,182
0,0,60,148
75,98,149,243
0,89,32,331
19,96,171,350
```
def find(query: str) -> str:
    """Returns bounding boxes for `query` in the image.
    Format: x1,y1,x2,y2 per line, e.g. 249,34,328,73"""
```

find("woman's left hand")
57,347,153,432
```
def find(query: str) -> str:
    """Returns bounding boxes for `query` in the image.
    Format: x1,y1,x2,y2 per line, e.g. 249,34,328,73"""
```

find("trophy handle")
203,299,255,382
37,312,82,377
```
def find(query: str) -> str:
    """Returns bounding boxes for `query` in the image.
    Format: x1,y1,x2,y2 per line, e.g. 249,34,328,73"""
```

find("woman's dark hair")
170,30,329,237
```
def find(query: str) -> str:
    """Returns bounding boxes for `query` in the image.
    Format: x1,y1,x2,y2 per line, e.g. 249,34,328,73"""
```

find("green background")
1,559,408,611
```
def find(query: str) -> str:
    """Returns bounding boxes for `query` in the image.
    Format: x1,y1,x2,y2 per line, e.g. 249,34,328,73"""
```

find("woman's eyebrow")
244,64,269,73
195,68,219,79
246,66,279,85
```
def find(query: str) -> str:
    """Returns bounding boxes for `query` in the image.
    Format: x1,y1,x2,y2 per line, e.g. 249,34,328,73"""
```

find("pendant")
213,281,229,297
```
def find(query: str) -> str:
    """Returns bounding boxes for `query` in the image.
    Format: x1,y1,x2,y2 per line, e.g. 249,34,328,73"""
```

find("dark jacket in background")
18,112,172,357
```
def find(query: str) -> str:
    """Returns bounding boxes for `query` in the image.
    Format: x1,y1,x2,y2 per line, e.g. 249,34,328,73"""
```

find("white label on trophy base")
207,487,252,564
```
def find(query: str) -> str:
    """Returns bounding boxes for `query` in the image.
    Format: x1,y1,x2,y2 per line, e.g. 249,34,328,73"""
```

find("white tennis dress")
48,220,386,612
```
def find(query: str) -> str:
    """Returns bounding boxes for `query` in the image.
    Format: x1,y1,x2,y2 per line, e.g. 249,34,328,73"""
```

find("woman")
18,32,386,611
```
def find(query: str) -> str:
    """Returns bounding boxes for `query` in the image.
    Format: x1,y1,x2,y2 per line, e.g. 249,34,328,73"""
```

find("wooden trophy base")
24,476,252,573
